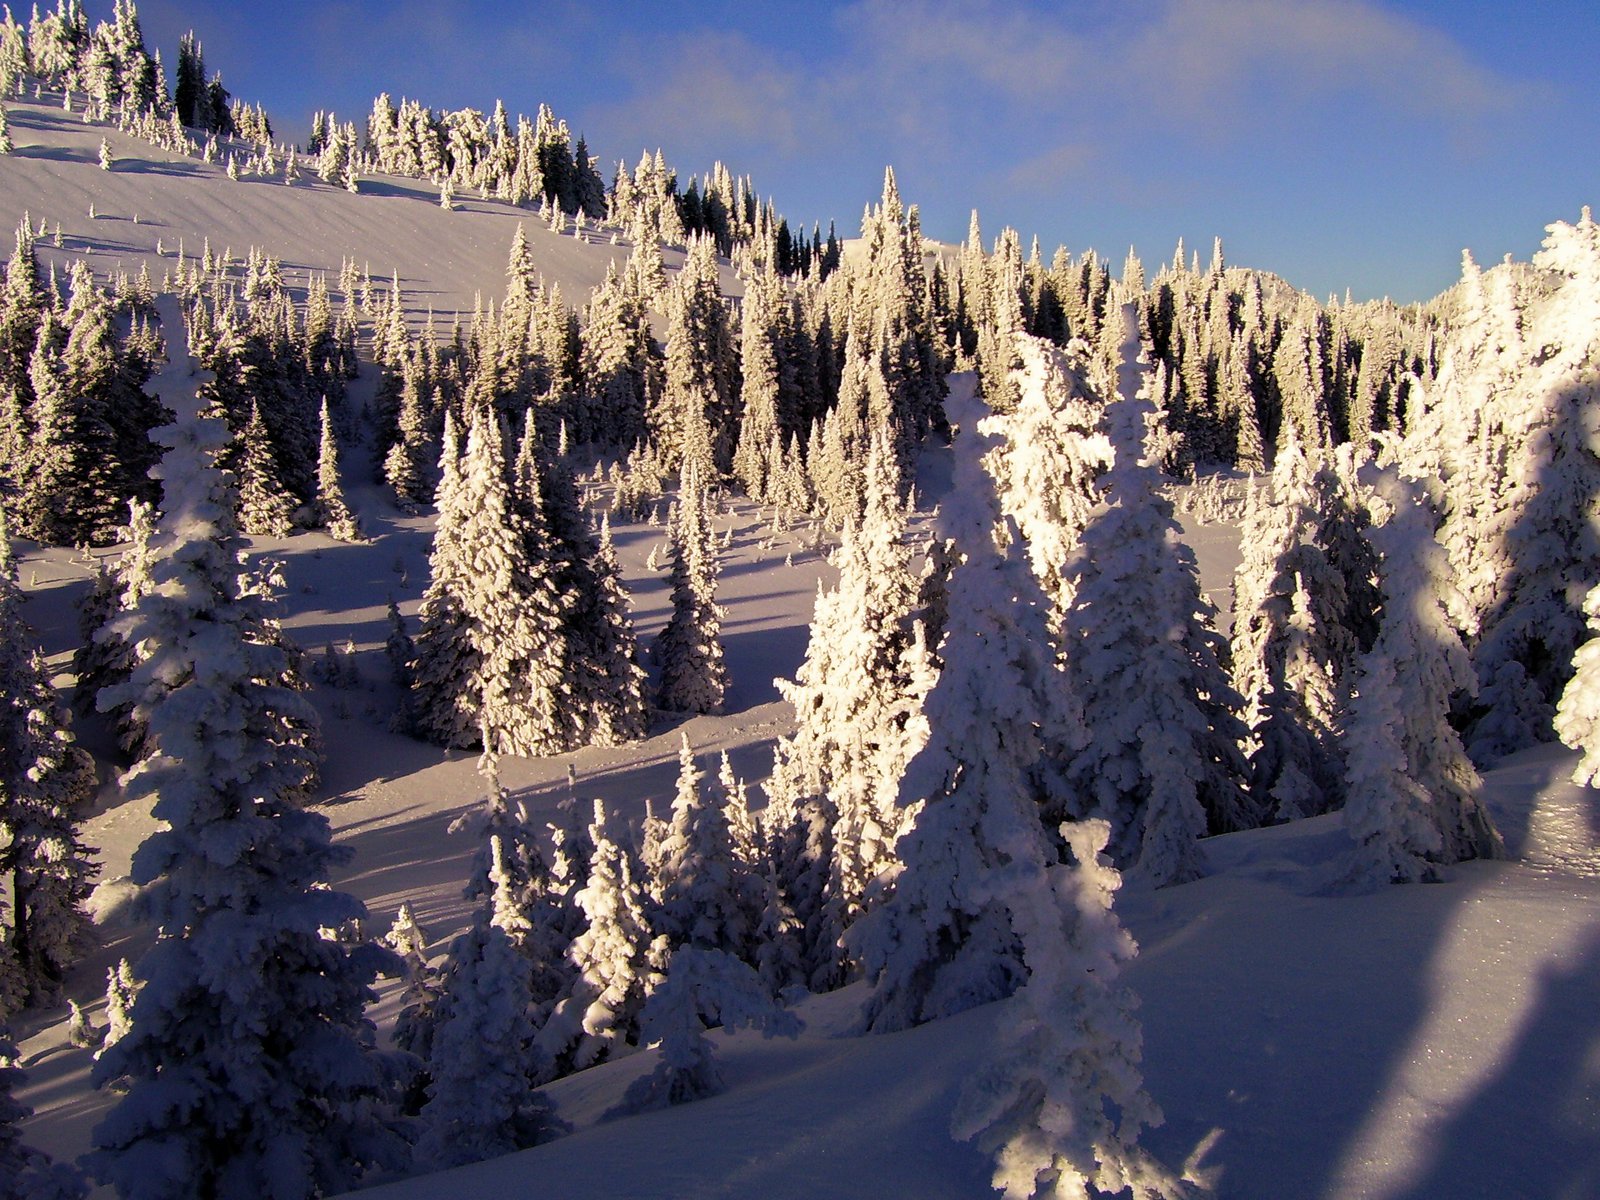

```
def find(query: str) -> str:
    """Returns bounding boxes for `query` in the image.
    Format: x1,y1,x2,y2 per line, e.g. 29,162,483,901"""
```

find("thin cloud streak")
582,0,1539,215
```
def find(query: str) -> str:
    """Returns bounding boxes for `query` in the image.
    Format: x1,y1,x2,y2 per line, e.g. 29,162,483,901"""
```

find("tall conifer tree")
654,462,727,714
91,306,407,1200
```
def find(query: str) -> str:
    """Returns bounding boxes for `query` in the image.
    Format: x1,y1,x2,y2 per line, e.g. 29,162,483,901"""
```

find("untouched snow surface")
3,99,1597,1200
0,96,739,331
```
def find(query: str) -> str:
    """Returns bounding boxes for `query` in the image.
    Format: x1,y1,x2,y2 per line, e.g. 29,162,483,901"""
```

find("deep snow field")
2,92,1597,1200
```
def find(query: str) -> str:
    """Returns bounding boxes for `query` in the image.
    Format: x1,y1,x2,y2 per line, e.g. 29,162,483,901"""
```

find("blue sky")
130,0,1597,303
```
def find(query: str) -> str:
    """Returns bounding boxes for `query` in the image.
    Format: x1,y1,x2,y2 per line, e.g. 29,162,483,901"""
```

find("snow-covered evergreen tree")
653,461,727,713
654,234,736,477
66,998,97,1049
855,166,946,467
0,918,18,1023
1334,466,1505,889
90,305,408,1200
951,821,1186,1200
382,364,435,511
416,835,558,1170
17,261,162,546
1556,583,1600,784
98,958,138,1060
610,945,799,1114
408,410,573,754
653,734,762,960
538,799,666,1077
313,397,360,541
0,509,97,1007
847,379,1079,1032
578,258,654,448
1061,303,1253,884
581,516,650,743
981,335,1111,619
768,431,934,985
1229,427,1359,821
74,498,158,725
524,427,648,746
1406,213,1600,761
383,904,429,977
731,266,785,499
1465,216,1600,761
234,397,295,537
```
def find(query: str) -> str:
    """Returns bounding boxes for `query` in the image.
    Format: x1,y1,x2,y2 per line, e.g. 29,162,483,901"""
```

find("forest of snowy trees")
1,3,1599,1198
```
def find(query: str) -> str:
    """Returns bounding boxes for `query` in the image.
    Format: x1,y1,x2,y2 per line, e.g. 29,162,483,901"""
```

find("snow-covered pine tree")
1396,220,1600,764
654,233,736,477
582,515,649,743
1556,583,1600,784
846,378,1080,1033
718,751,761,871
0,895,18,1019
416,835,559,1170
313,396,361,541
90,304,408,1200
768,430,935,986
652,734,763,960
78,498,157,748
578,259,654,448
974,231,1024,415
99,958,138,1060
654,461,727,713
0,217,48,434
1272,296,1332,451
234,397,295,537
808,333,871,530
382,366,436,511
520,422,647,745
981,334,1112,620
17,305,113,546
1229,426,1358,821
610,944,800,1114
1459,214,1600,761
66,998,97,1049
731,266,784,500
856,167,946,468
18,261,160,546
1333,465,1505,889
0,509,98,1007
456,732,548,908
538,799,666,1077
950,820,1186,1200
756,773,834,996
408,410,573,754
383,904,429,977
1061,302,1253,884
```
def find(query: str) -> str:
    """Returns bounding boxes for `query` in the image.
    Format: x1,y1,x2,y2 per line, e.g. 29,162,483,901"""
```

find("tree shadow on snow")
1387,923,1600,1200
10,144,94,164
720,623,812,709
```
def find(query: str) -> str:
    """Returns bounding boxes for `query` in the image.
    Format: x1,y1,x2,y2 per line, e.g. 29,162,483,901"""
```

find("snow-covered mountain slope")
0,95,738,328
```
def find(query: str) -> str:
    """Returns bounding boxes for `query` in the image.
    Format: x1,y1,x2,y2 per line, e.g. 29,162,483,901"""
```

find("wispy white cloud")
583,0,1541,203
1003,141,1100,193
1129,0,1541,139
593,30,812,164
